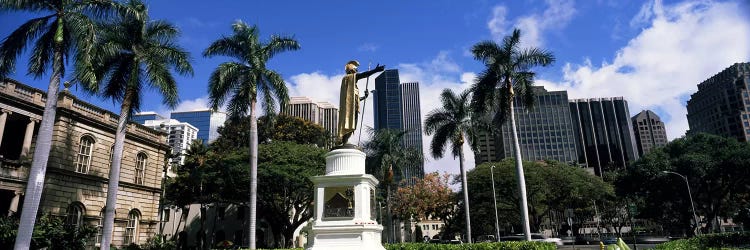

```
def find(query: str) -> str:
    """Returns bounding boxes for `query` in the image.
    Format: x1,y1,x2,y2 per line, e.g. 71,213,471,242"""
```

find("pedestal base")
306,223,385,250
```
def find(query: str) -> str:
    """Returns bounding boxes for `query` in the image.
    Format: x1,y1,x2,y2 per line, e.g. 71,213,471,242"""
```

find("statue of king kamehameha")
338,60,385,146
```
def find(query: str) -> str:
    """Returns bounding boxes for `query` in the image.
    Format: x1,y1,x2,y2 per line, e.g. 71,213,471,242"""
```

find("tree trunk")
101,86,136,249
458,146,472,243
386,184,393,243
249,100,259,249
508,85,532,241
14,39,63,250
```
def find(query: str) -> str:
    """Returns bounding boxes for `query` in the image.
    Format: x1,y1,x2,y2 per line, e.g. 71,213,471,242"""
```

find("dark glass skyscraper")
475,87,578,165
686,62,750,142
569,97,639,176
373,69,424,184
170,110,227,144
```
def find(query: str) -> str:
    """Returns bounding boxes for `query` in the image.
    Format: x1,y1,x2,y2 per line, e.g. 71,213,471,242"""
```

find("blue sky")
2,0,750,174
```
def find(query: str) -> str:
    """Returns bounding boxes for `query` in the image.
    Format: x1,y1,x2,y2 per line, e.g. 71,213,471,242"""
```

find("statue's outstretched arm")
355,64,385,80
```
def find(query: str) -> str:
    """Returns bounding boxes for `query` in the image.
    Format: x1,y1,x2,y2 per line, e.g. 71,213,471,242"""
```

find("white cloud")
490,0,577,47
358,43,379,52
538,0,750,140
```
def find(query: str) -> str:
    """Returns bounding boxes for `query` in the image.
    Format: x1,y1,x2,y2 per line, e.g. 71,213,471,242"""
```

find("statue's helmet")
345,60,360,73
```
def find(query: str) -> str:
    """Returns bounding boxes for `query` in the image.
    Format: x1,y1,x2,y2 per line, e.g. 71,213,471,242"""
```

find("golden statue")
338,60,385,145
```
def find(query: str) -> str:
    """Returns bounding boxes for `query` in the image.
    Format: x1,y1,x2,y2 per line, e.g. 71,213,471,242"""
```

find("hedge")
256,242,555,250
654,232,750,250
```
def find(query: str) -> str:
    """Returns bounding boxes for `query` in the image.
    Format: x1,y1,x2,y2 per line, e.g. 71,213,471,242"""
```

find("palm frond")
0,0,52,12
264,35,300,59
430,124,454,159
0,15,53,77
27,19,56,77
207,62,246,111
515,47,555,70
471,40,502,65
262,69,289,109
424,109,451,135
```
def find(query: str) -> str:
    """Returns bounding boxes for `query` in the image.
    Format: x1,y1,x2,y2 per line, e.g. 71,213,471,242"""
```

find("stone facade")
0,79,168,248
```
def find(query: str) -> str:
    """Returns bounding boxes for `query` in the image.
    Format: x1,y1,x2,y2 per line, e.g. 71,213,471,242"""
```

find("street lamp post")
491,165,500,241
662,171,701,236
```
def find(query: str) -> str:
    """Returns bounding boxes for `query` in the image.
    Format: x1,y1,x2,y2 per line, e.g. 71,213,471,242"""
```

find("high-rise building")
686,62,750,142
282,96,338,142
569,97,639,176
142,118,199,168
631,110,668,156
373,69,424,184
474,86,579,165
170,110,227,144
374,69,403,130
131,111,165,124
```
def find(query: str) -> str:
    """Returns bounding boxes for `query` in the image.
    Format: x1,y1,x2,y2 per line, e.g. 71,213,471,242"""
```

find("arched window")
96,208,105,246
66,202,85,228
135,153,147,185
124,209,140,244
76,136,95,173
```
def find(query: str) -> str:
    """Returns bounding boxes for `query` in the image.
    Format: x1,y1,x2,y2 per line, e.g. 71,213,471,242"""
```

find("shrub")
257,242,554,250
0,214,97,249
655,232,750,249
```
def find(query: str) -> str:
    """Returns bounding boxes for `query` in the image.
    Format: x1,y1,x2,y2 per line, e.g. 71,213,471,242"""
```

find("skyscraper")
374,69,403,130
569,97,639,176
631,110,668,156
475,86,579,165
282,96,338,143
373,69,424,184
686,62,750,142
131,112,166,124
170,110,227,144
142,118,199,167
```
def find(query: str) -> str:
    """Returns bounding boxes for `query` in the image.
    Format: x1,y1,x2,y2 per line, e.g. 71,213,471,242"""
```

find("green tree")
0,214,97,249
80,1,193,247
617,133,750,235
164,140,216,249
257,141,326,248
0,0,120,246
470,28,555,240
424,88,482,242
212,114,328,150
461,160,611,237
204,20,299,249
363,127,423,243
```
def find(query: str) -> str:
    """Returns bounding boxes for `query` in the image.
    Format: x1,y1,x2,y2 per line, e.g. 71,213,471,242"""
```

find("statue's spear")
358,62,372,146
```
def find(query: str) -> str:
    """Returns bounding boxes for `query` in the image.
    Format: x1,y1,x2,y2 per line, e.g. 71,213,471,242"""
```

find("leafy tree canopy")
616,133,750,235
456,159,612,236
212,114,329,150
392,172,457,222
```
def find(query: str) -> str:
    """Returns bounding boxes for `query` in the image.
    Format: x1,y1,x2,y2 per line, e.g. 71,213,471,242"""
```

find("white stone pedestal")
306,147,385,250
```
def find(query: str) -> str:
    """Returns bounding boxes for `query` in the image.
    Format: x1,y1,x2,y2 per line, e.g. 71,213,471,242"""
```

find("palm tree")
0,0,121,248
424,88,482,243
470,28,554,241
204,21,299,249
79,1,193,248
363,127,423,243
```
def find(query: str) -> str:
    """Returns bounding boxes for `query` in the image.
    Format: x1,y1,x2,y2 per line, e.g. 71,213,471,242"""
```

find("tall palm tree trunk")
101,87,136,249
14,41,63,250
508,88,532,241
458,147,472,243
249,100,258,249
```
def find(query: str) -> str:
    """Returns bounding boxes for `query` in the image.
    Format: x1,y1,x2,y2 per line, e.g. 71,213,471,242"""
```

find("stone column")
21,118,38,157
8,191,21,216
0,109,10,149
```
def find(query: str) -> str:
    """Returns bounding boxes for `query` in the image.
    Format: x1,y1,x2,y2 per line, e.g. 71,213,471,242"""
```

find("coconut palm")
79,1,193,248
204,20,299,249
0,0,121,248
470,28,554,240
424,88,482,243
363,127,423,243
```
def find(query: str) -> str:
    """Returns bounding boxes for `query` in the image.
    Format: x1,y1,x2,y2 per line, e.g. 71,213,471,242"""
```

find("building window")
124,210,140,245
135,153,147,185
96,208,106,247
163,208,170,222
76,136,94,173
66,202,85,228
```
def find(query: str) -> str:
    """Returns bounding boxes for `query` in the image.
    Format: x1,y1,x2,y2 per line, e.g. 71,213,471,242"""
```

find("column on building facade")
8,191,21,216
21,118,39,157
0,109,10,148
